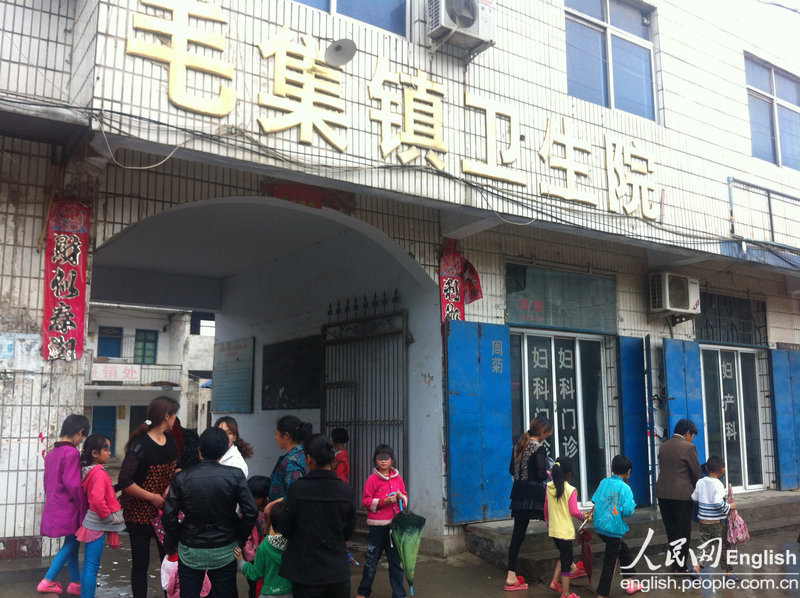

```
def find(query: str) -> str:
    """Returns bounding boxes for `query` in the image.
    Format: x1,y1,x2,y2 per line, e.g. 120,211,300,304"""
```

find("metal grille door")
321,310,408,503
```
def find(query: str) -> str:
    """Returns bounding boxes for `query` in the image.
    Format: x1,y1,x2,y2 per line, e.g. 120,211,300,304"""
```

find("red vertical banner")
439,249,465,322
42,199,91,361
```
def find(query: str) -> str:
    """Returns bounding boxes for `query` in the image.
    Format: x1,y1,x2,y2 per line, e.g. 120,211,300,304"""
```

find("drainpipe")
726,177,736,237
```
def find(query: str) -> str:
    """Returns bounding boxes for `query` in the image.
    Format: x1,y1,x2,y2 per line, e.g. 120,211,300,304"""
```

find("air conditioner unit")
649,272,701,315
427,0,494,51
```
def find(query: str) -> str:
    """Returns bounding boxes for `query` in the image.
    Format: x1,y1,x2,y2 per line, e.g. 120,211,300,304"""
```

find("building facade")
1,0,799,557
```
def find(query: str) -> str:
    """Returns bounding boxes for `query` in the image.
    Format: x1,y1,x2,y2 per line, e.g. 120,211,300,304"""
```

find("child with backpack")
235,499,292,598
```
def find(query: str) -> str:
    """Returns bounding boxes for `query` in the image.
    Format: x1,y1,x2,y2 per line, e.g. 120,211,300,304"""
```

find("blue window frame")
745,55,800,170
565,0,655,120
97,326,122,358
293,0,406,36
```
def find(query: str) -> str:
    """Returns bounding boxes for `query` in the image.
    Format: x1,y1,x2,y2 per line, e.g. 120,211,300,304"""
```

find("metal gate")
321,304,408,504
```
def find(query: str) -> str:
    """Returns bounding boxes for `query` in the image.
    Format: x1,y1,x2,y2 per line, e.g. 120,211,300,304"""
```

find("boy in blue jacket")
591,455,641,597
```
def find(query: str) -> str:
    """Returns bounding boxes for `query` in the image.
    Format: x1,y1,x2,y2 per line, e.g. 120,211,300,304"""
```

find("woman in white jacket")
214,416,252,478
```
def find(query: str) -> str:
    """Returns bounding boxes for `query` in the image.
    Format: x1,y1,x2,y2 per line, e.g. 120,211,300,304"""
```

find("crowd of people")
504,416,738,598
38,397,409,598
38,397,738,598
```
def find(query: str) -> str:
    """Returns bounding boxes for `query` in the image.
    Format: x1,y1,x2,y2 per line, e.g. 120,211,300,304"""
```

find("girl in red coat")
356,444,408,598
76,434,125,598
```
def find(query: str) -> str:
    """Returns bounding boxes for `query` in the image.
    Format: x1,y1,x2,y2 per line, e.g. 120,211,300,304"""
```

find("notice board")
211,337,254,413
262,336,322,410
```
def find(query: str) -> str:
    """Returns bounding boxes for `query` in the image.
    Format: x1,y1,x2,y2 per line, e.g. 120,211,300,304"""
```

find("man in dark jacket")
277,433,356,598
163,427,258,598
655,418,702,573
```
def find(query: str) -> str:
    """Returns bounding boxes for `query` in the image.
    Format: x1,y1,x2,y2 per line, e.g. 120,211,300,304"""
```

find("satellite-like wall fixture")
324,39,357,67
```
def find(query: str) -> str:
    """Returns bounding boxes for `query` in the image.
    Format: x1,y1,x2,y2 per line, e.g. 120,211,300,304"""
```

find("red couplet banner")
41,199,91,361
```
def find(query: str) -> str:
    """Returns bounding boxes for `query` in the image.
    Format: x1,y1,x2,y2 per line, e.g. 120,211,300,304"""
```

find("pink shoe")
66,582,81,595
569,561,587,579
37,579,62,594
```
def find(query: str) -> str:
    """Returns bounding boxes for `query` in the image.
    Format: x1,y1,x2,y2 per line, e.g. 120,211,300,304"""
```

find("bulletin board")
211,337,255,413
261,336,322,410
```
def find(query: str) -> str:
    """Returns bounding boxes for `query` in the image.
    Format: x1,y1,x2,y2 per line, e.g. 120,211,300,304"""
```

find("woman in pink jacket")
38,414,90,596
356,444,408,598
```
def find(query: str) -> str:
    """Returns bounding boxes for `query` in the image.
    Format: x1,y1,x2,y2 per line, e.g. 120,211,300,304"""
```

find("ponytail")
126,396,179,451
551,456,573,500
513,415,552,462
276,415,313,445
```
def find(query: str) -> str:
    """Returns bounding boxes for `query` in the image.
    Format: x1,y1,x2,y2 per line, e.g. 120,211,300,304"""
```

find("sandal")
504,575,528,591
570,561,587,579
549,580,562,592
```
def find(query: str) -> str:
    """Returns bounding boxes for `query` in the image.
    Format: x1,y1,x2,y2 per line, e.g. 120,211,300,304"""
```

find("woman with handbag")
118,396,179,598
504,416,553,591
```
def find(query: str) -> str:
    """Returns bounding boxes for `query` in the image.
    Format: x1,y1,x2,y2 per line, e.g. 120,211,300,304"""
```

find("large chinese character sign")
42,200,90,361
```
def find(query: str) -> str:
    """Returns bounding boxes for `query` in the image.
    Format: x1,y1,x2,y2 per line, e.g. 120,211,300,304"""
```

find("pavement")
1,529,798,598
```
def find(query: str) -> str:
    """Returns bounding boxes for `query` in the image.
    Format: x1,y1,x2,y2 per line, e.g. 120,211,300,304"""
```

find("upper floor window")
134,329,158,365
293,0,406,36
565,0,655,120
97,326,123,358
745,56,800,170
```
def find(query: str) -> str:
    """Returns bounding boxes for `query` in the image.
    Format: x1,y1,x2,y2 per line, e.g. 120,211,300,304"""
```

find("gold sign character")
461,92,527,186
369,58,447,170
605,135,659,220
257,28,348,152
538,117,595,206
126,0,236,117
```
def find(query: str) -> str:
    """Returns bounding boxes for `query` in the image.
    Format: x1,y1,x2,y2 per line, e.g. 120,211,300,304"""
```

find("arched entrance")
88,195,444,540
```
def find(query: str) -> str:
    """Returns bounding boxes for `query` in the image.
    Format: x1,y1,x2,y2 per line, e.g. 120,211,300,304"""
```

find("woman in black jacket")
276,433,356,598
162,427,258,598
504,416,553,591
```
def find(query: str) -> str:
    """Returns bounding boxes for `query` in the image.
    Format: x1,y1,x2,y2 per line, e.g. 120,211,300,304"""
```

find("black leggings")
127,522,166,598
553,538,573,576
507,514,534,571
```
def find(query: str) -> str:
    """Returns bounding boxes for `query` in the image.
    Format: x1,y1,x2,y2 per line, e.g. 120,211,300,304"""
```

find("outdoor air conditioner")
427,0,495,51
649,272,701,315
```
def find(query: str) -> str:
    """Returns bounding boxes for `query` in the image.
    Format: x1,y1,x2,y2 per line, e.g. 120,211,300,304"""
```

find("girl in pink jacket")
76,434,125,598
356,444,408,598
38,414,90,596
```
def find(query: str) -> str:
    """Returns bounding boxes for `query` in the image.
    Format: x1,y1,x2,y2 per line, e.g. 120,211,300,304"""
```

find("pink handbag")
726,485,749,545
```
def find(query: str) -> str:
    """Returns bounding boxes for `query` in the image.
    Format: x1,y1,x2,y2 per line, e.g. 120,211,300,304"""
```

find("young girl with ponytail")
545,457,592,598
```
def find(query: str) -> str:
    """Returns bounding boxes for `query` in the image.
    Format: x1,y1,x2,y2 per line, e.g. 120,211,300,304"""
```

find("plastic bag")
726,485,749,545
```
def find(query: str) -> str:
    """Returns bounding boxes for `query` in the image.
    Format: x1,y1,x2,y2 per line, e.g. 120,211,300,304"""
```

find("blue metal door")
91,406,117,456
770,350,800,489
663,339,706,465
617,336,650,505
446,320,512,523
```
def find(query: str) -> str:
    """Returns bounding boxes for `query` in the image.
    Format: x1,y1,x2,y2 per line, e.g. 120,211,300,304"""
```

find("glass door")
511,331,608,502
700,348,764,490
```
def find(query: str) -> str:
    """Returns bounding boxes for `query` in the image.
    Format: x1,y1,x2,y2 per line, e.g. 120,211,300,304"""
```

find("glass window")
506,264,617,334
609,0,648,39
134,329,158,365
611,35,654,119
745,57,772,92
565,0,655,120
565,0,604,21
695,292,767,346
745,56,800,170
776,72,800,107
566,19,608,108
293,0,405,35
778,105,800,170
747,94,776,163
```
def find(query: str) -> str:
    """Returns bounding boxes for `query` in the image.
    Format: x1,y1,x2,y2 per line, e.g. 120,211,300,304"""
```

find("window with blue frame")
565,0,655,120
745,56,800,171
134,329,158,365
97,326,123,358
292,0,406,36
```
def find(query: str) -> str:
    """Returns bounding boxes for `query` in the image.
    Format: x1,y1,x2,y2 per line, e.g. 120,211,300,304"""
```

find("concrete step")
466,489,800,583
